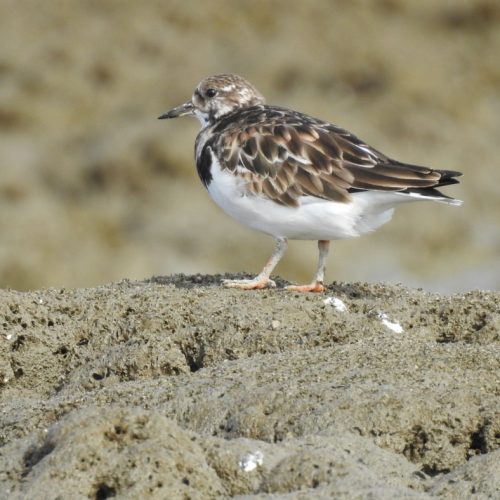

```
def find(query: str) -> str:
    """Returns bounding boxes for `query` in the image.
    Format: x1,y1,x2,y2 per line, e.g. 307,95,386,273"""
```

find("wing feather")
212,106,461,206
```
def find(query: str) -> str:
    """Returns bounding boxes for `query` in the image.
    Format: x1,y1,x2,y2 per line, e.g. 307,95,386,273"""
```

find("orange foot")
285,282,325,293
222,278,276,290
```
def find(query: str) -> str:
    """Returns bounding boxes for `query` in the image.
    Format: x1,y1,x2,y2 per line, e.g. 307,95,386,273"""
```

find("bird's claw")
222,278,276,290
285,281,325,293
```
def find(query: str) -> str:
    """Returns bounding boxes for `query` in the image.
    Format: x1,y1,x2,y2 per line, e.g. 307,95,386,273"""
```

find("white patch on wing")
234,164,251,175
356,144,377,159
286,151,313,165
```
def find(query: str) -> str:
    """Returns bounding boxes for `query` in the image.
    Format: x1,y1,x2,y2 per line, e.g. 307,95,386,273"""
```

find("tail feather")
434,169,463,188
399,187,463,206
403,169,463,205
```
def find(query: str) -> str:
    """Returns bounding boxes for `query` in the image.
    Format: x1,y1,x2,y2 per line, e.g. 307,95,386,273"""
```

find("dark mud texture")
0,275,499,499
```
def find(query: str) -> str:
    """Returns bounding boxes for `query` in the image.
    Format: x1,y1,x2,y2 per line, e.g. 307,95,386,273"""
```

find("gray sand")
0,275,498,498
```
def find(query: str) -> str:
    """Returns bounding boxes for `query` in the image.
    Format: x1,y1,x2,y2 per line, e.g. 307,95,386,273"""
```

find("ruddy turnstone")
159,74,462,292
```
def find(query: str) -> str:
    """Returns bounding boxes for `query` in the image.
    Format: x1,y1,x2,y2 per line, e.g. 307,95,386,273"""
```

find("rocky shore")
1,275,498,498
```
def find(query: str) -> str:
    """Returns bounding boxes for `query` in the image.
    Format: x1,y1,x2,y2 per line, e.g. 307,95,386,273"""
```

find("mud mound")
1,276,498,498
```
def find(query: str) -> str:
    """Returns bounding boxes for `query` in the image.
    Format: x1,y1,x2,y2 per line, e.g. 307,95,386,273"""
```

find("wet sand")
1,275,498,498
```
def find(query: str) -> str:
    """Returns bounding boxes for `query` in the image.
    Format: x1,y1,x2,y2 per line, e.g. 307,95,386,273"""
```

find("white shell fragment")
323,297,348,312
378,313,404,333
239,450,264,472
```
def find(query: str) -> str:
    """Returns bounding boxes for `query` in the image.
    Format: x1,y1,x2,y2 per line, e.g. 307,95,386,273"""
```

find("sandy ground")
0,275,498,498
1,0,500,292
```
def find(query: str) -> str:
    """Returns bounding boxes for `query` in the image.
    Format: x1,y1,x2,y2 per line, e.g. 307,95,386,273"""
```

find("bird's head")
158,73,265,127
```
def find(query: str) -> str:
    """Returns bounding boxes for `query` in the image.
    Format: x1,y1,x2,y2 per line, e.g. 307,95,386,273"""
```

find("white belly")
206,161,398,241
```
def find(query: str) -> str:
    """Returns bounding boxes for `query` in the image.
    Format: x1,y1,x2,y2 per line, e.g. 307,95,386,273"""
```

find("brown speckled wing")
214,106,461,206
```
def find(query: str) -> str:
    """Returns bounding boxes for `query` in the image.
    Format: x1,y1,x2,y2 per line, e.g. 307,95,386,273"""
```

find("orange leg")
222,237,287,290
286,240,329,293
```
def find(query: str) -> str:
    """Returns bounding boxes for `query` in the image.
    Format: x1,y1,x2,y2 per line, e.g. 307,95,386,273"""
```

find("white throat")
194,110,210,128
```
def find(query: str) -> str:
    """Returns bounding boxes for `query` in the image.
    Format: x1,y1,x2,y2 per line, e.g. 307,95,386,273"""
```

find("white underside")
206,154,460,241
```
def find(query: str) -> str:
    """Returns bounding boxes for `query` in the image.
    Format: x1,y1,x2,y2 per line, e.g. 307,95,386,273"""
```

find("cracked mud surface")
1,275,499,498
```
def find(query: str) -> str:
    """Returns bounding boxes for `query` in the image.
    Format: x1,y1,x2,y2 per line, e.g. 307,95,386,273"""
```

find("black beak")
158,100,194,120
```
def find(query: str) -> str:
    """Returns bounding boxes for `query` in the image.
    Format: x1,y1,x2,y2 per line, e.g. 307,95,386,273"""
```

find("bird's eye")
206,88,217,98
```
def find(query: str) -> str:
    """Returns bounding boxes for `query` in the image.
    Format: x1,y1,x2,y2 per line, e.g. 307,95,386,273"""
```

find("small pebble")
239,451,264,472
323,297,347,312
378,313,403,333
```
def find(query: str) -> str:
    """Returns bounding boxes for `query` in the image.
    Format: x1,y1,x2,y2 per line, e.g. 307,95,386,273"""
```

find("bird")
158,73,462,292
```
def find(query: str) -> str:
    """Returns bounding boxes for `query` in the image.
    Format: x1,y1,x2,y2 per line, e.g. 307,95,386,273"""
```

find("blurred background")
0,0,499,292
